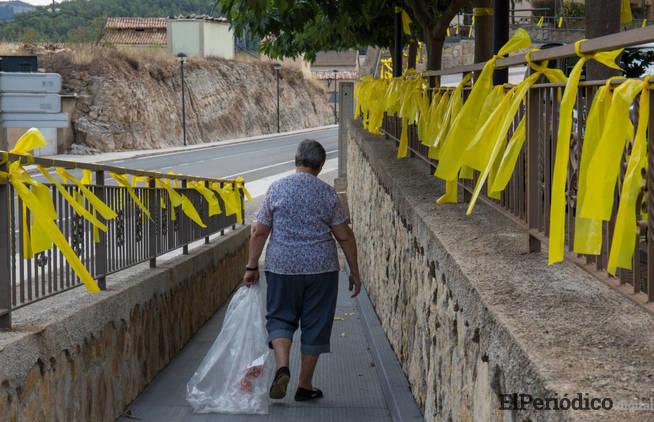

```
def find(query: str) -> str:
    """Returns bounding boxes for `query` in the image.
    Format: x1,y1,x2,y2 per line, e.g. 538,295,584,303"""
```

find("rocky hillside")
40,48,332,151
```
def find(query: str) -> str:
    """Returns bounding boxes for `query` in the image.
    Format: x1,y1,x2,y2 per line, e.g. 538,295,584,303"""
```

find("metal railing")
378,25,654,314
0,154,244,328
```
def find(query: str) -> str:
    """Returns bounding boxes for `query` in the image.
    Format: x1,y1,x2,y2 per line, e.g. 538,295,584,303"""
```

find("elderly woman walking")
243,139,362,402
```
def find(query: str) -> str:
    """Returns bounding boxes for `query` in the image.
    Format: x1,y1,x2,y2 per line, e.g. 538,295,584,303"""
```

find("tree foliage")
0,0,216,43
218,0,465,69
217,0,396,61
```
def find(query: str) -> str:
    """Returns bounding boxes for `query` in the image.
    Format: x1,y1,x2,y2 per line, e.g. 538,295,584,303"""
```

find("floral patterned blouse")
256,172,349,275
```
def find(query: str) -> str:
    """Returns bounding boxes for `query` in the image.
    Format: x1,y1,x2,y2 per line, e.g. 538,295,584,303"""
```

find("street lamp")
332,69,339,124
177,52,188,146
273,63,282,133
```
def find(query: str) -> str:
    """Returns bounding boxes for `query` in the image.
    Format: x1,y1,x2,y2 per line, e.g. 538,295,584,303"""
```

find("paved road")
106,127,338,182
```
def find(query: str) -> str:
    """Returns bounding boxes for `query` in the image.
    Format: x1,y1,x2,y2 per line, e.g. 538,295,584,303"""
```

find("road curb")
355,277,425,422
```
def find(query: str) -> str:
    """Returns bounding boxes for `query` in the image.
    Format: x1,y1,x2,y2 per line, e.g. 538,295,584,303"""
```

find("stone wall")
346,122,654,422
0,226,249,422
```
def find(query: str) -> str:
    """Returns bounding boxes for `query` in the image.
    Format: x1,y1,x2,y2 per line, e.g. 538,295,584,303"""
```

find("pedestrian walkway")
119,273,421,422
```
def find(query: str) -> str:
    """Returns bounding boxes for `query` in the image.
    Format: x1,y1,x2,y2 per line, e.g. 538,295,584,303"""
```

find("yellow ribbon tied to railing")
190,180,222,216
429,73,472,165
397,73,427,158
435,29,532,204
422,89,450,148
621,0,633,24
395,7,412,35
110,172,152,220
418,88,441,146
577,78,643,256
548,39,623,265
537,16,544,28
573,77,618,255
465,50,567,215
211,182,244,224
2,129,101,293
607,77,650,275
487,53,568,197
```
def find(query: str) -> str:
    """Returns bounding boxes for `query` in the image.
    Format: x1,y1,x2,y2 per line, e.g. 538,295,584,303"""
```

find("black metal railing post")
182,179,189,255
148,177,157,268
232,181,237,230
0,159,11,328
94,170,108,290
240,186,245,226
205,181,211,245
526,86,541,253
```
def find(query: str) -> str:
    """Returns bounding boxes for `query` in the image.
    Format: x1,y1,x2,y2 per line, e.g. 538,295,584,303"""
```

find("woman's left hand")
244,269,260,287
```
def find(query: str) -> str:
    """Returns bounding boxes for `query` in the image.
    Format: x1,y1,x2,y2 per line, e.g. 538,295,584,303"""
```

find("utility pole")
393,10,403,77
493,0,509,84
585,0,621,80
177,52,188,146
274,63,281,133
333,69,339,124
474,0,494,73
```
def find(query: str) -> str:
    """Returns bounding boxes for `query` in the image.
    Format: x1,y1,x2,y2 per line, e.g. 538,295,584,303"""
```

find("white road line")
220,149,338,179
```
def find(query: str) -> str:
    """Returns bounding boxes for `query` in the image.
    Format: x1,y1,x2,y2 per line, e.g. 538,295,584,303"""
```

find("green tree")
218,0,465,70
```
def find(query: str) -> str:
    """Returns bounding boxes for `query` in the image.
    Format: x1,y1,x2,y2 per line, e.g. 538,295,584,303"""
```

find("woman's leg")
272,338,292,369
298,272,339,389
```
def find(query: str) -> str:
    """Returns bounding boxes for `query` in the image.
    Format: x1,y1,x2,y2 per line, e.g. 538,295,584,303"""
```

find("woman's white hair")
295,139,326,170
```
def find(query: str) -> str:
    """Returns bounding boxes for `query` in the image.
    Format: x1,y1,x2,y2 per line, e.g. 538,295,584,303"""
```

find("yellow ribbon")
211,182,243,224
573,78,619,255
607,78,650,274
537,16,544,28
436,29,531,183
3,129,100,293
395,7,412,35
109,172,152,220
55,167,117,221
548,40,623,264
621,0,633,24
190,180,222,216
236,177,252,203
465,51,567,215
39,167,109,232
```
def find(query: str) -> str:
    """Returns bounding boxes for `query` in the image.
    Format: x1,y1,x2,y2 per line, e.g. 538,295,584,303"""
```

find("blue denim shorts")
265,271,339,355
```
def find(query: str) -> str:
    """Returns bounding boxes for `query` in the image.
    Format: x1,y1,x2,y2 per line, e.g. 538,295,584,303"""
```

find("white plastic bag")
186,283,274,414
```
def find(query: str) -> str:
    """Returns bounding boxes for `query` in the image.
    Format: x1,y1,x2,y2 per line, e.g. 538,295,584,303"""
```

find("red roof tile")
105,17,167,30
102,30,167,46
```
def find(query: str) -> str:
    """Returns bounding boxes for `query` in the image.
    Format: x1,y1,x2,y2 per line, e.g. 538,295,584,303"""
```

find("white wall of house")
202,22,234,59
168,19,235,59
168,20,203,57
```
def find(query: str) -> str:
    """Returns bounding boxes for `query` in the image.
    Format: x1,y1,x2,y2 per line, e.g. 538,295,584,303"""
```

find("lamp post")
177,52,188,146
332,69,338,124
273,63,282,133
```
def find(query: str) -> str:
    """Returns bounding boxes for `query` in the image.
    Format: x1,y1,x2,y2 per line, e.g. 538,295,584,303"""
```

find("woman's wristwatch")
245,266,258,271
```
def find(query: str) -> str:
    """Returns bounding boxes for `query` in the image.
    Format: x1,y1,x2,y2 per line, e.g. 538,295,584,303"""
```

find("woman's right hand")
244,269,260,287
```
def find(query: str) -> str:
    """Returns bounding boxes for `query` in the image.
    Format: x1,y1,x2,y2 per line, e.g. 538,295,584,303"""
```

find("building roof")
105,17,167,30
170,14,228,23
312,50,359,68
102,30,167,46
